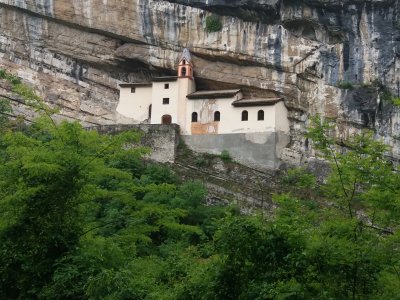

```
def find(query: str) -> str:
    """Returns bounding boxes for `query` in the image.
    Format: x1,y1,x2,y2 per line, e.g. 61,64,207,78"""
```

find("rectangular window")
163,98,170,104
131,87,136,93
164,83,169,89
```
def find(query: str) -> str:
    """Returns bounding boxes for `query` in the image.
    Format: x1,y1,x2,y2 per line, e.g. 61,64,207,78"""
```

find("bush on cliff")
205,15,222,32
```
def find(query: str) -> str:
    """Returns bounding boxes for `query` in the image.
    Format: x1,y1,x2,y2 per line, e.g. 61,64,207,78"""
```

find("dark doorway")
181,67,187,77
161,114,172,124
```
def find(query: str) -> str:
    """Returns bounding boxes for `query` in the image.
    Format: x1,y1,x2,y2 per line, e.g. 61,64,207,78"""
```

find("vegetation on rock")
220,149,232,163
205,15,222,33
338,80,354,90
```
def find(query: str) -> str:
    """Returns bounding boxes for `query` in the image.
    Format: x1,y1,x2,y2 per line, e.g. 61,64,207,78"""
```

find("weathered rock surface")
0,0,400,163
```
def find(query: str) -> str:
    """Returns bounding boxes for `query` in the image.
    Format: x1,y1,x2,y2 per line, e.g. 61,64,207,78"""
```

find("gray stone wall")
88,124,180,163
182,131,290,169
89,124,289,169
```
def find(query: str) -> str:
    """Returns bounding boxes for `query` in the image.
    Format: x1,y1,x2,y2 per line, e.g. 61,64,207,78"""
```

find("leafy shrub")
282,167,316,189
338,81,353,90
194,155,206,167
205,15,222,32
194,153,218,167
220,150,232,163
141,164,179,185
392,97,400,106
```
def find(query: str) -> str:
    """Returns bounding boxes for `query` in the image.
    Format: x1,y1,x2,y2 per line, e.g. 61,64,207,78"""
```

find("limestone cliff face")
0,0,399,162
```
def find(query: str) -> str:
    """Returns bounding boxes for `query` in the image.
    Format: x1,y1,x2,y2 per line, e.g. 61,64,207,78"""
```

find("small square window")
131,87,136,93
163,98,170,104
164,83,169,89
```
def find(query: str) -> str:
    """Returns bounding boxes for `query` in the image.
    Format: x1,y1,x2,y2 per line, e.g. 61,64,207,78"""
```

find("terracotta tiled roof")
187,89,241,99
232,98,283,107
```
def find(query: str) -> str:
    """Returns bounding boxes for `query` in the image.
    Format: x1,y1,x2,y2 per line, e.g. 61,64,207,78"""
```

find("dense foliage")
205,15,222,33
1,76,400,299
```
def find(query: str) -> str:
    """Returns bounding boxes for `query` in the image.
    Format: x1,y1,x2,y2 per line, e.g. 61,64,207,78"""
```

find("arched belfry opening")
178,48,193,79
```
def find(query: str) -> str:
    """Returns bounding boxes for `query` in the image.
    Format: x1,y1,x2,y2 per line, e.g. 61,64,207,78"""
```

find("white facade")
184,93,288,135
150,79,179,124
117,49,289,138
117,84,152,121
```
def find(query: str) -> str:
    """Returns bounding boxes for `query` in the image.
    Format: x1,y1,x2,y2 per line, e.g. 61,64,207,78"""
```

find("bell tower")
178,48,194,79
176,48,196,135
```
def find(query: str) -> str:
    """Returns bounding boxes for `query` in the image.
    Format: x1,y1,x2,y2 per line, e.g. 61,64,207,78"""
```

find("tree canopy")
1,73,400,299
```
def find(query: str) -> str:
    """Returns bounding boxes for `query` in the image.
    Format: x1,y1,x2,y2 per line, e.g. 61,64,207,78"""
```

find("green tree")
0,71,230,299
0,117,145,298
196,116,400,299
0,98,11,128
303,115,400,298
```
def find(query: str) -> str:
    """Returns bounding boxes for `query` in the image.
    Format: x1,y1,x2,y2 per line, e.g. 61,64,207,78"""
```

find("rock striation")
0,0,399,163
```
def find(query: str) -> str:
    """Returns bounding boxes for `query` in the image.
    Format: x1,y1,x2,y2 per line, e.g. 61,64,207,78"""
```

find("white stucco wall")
178,78,196,134
150,80,179,124
118,79,289,137
184,94,282,135
117,86,152,122
275,101,290,133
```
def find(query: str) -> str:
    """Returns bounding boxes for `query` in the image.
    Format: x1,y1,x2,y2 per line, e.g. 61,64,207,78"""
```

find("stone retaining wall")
87,124,180,163
182,131,290,170
89,124,289,169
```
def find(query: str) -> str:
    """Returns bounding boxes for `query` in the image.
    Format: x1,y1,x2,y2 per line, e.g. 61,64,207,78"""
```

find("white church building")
116,49,290,169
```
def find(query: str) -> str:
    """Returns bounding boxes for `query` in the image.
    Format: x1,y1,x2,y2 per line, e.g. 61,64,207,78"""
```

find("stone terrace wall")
89,124,289,169
183,131,290,170
88,124,180,163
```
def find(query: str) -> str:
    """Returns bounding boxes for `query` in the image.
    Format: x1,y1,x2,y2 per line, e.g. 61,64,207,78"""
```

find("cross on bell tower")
178,48,193,79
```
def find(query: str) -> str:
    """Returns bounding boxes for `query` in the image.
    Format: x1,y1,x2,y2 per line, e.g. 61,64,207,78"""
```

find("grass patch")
0,68,57,115
0,68,21,85
12,83,41,103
